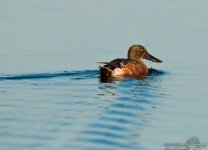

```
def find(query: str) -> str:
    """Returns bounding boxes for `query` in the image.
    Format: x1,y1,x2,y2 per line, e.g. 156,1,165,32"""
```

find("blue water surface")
0,0,208,150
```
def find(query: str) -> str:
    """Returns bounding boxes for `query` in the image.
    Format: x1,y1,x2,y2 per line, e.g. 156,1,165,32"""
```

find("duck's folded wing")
97,62,118,68
98,58,127,68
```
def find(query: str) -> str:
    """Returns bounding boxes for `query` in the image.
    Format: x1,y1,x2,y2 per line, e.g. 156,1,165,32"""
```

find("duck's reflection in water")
77,69,168,150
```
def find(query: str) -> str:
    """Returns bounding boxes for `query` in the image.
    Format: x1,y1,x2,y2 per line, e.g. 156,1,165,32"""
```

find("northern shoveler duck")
99,45,162,79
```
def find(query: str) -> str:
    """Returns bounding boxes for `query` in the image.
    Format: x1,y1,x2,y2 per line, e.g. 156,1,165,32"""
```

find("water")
0,0,208,150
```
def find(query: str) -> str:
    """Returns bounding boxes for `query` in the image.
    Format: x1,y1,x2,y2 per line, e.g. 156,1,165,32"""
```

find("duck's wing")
98,58,128,79
98,58,128,68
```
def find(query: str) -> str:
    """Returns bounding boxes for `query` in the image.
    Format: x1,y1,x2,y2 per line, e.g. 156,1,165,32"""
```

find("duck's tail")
99,66,113,78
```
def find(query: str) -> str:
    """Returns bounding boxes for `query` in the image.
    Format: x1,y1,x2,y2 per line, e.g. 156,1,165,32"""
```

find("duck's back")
99,58,148,78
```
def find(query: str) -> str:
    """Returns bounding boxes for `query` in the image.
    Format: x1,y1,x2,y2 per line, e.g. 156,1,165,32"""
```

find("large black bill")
144,52,162,63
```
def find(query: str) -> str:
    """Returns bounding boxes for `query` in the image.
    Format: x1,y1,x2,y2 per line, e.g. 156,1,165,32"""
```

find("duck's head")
128,45,162,63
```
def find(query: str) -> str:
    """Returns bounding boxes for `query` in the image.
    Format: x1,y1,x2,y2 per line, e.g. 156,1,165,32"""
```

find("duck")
98,45,162,79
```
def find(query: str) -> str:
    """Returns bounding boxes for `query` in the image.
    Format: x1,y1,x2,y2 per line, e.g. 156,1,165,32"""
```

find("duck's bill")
144,52,162,63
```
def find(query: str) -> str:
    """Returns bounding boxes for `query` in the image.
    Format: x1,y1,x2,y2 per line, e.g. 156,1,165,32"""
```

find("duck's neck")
128,58,144,64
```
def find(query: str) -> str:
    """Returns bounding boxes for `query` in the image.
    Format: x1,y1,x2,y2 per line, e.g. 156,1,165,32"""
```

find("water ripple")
0,68,168,150
0,70,99,81
68,69,168,149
